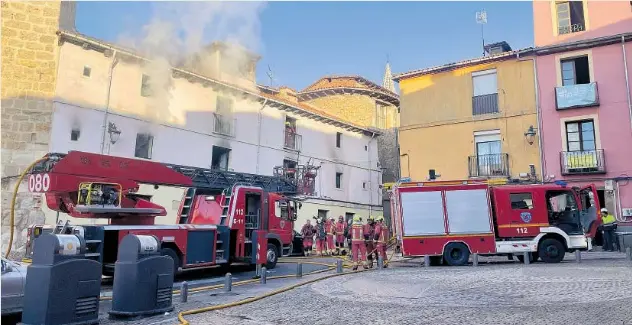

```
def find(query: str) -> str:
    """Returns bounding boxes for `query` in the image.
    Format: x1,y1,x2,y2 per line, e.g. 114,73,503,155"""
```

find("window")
510,193,534,210
565,120,595,151
561,56,590,86
375,103,386,129
472,130,507,177
82,66,91,77
556,1,585,35
335,172,342,189
70,128,80,141
336,132,342,148
282,159,297,180
141,74,151,97
211,146,231,170
364,145,368,151
134,133,154,159
345,212,355,223
317,209,329,220
472,69,498,115
284,117,298,149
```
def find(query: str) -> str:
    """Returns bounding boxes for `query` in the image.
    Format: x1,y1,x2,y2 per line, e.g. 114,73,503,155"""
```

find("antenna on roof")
266,65,275,87
476,10,487,57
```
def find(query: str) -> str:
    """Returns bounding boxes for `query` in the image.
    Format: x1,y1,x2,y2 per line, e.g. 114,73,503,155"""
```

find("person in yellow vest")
600,208,618,252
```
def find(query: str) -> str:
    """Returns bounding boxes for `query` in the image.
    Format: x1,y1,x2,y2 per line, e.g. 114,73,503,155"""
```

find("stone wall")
304,93,377,128
1,1,61,258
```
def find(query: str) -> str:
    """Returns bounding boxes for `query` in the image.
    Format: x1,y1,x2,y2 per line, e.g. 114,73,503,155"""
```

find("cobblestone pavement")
183,252,632,325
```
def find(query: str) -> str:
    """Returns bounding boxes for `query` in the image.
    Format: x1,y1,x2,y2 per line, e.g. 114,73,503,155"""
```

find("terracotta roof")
301,75,399,97
57,30,379,136
393,48,535,81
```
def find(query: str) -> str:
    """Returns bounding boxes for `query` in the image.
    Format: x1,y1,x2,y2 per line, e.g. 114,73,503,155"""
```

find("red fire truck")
389,179,601,266
24,151,314,275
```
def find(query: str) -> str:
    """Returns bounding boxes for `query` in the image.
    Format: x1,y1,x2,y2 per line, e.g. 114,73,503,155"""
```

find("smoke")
117,1,267,129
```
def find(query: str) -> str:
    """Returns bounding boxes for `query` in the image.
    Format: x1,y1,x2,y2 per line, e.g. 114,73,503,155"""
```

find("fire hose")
5,158,45,258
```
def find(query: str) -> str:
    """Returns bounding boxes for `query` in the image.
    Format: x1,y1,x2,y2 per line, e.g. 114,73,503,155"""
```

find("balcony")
560,150,606,175
472,93,499,115
284,130,302,151
213,113,235,137
555,82,599,110
468,153,509,178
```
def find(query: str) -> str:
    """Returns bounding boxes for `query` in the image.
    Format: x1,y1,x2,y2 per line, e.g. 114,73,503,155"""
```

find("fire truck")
389,178,601,266
24,151,314,276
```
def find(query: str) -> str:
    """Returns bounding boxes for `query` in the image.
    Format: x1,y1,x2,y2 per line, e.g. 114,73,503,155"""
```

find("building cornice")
534,32,632,56
297,87,400,106
57,30,381,137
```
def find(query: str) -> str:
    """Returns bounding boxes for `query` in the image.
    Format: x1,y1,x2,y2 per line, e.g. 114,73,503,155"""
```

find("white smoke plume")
117,1,267,128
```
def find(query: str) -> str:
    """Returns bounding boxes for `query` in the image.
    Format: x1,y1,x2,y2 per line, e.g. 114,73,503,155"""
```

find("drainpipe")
255,99,269,174
100,51,119,154
368,132,377,216
532,56,545,182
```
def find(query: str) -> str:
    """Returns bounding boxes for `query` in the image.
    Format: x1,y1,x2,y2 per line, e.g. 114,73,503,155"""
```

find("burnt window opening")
556,1,585,35
283,159,297,180
82,66,91,77
335,172,343,189
140,74,152,97
70,128,80,141
364,145,368,151
135,133,154,159
216,96,233,115
561,56,590,86
336,132,342,148
211,145,231,170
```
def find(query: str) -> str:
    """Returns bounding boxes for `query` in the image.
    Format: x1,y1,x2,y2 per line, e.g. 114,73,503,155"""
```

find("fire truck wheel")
161,247,181,276
442,242,470,266
266,243,279,269
538,238,565,263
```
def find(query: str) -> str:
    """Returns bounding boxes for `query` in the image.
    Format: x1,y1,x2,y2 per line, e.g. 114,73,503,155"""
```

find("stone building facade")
0,1,73,258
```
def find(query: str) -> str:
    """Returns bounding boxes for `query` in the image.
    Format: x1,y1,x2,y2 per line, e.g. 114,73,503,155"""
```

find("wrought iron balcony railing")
560,150,606,175
468,153,509,178
472,93,499,115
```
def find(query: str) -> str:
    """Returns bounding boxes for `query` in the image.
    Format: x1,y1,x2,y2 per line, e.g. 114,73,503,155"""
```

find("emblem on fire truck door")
280,220,285,229
520,212,532,223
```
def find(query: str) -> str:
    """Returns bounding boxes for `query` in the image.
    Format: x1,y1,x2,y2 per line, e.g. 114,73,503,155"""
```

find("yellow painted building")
394,42,541,182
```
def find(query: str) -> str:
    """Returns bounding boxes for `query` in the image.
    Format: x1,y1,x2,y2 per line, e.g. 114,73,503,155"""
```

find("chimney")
277,86,298,103
59,1,77,32
484,41,512,56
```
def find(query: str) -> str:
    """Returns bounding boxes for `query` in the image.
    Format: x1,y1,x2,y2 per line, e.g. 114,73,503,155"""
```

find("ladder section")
215,231,225,263
163,163,298,194
178,188,197,224
219,191,230,226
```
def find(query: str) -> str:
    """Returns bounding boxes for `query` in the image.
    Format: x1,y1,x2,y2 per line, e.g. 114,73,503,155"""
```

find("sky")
75,1,534,91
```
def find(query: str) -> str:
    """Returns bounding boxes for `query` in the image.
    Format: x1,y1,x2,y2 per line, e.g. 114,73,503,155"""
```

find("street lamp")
107,122,121,144
524,125,537,145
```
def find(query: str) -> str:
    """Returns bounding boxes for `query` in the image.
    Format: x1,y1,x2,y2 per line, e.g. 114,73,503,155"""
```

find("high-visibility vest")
351,224,364,242
602,214,616,225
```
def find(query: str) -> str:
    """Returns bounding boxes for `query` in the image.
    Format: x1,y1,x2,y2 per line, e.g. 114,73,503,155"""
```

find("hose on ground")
5,158,45,258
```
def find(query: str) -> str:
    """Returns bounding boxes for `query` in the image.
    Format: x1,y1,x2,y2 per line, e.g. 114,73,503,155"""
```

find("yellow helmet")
367,215,374,221
376,216,384,222
352,215,362,223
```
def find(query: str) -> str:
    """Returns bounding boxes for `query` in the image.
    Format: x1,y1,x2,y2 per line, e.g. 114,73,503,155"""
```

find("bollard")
523,252,530,265
224,273,232,293
472,253,479,267
336,260,343,273
627,247,632,261
260,267,267,284
424,255,430,267
255,264,262,277
296,263,303,278
180,281,188,303
575,250,581,263
377,256,384,269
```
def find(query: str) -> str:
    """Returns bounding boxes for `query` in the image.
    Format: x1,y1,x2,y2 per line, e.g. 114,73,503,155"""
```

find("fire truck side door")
579,184,600,238
498,191,544,238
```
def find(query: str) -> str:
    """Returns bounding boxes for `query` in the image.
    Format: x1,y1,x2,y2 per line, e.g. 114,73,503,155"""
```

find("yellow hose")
5,158,45,258
178,267,370,325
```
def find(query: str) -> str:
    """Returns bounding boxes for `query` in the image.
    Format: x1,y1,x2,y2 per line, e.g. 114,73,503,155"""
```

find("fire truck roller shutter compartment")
444,189,494,234
400,191,446,237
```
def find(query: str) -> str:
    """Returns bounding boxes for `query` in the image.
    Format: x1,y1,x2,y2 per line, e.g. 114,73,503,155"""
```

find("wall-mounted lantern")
524,125,537,146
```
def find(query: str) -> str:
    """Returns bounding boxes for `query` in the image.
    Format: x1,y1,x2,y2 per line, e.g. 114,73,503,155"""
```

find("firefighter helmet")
352,215,362,223
367,215,374,221
376,215,384,222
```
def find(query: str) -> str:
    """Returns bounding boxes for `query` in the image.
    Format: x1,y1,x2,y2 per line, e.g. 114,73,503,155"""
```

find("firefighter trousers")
326,235,335,254
377,243,387,261
316,238,326,255
351,241,367,267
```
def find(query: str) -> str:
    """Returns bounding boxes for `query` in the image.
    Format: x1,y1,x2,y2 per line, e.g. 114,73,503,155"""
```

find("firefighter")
345,217,353,252
326,217,336,255
335,215,347,255
350,215,368,270
315,217,327,256
373,216,388,268
301,219,315,256
364,215,376,268
600,208,619,252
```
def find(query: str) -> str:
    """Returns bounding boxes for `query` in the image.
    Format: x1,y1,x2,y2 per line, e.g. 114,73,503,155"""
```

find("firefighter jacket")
351,224,364,243
363,223,375,241
301,224,315,237
602,213,616,225
316,222,327,240
336,221,346,236
373,223,388,244
326,220,335,235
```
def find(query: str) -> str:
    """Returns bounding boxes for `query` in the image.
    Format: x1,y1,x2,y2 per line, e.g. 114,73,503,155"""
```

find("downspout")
519,50,546,182
622,35,632,141
368,132,377,216
100,51,119,154
255,99,269,174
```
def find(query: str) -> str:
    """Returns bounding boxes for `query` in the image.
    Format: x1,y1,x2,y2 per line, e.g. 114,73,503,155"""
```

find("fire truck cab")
391,179,600,266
